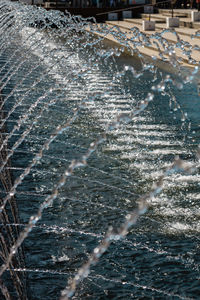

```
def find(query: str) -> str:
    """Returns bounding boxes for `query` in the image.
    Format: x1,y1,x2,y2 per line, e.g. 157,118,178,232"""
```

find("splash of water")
0,1,200,299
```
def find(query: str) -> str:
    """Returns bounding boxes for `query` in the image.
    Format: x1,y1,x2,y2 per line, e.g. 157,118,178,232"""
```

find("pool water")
0,7,200,300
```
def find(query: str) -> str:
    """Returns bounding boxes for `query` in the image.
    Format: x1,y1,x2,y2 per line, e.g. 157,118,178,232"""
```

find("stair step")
123,18,143,26
141,14,166,23
98,10,200,68
141,13,166,19
124,16,200,30
91,21,200,68
109,19,200,39
162,13,188,17
140,13,187,20
107,23,199,64
104,25,197,68
158,8,195,18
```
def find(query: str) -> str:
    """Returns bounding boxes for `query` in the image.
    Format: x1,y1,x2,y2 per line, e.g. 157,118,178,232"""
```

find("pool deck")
87,9,200,70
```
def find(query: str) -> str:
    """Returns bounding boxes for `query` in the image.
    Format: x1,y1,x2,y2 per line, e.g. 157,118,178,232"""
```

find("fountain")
0,0,200,299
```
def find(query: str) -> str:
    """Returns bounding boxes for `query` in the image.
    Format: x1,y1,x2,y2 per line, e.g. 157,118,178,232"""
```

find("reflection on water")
0,1,200,299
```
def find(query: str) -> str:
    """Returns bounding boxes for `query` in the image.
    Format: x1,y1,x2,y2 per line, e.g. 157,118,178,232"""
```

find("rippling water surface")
0,3,200,300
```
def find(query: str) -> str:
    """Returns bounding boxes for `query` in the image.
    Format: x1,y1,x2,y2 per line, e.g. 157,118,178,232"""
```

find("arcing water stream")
0,1,200,299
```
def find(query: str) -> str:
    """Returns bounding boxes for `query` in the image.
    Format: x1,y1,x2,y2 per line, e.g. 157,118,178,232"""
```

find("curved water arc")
0,1,200,299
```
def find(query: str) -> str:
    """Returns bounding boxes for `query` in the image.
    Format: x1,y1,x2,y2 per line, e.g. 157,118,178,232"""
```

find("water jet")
0,1,200,299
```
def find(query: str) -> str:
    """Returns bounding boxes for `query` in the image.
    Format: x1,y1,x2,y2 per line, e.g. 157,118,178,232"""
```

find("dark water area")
0,21,200,300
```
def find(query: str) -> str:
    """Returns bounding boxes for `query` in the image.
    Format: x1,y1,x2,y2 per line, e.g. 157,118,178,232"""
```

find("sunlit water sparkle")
0,1,200,299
